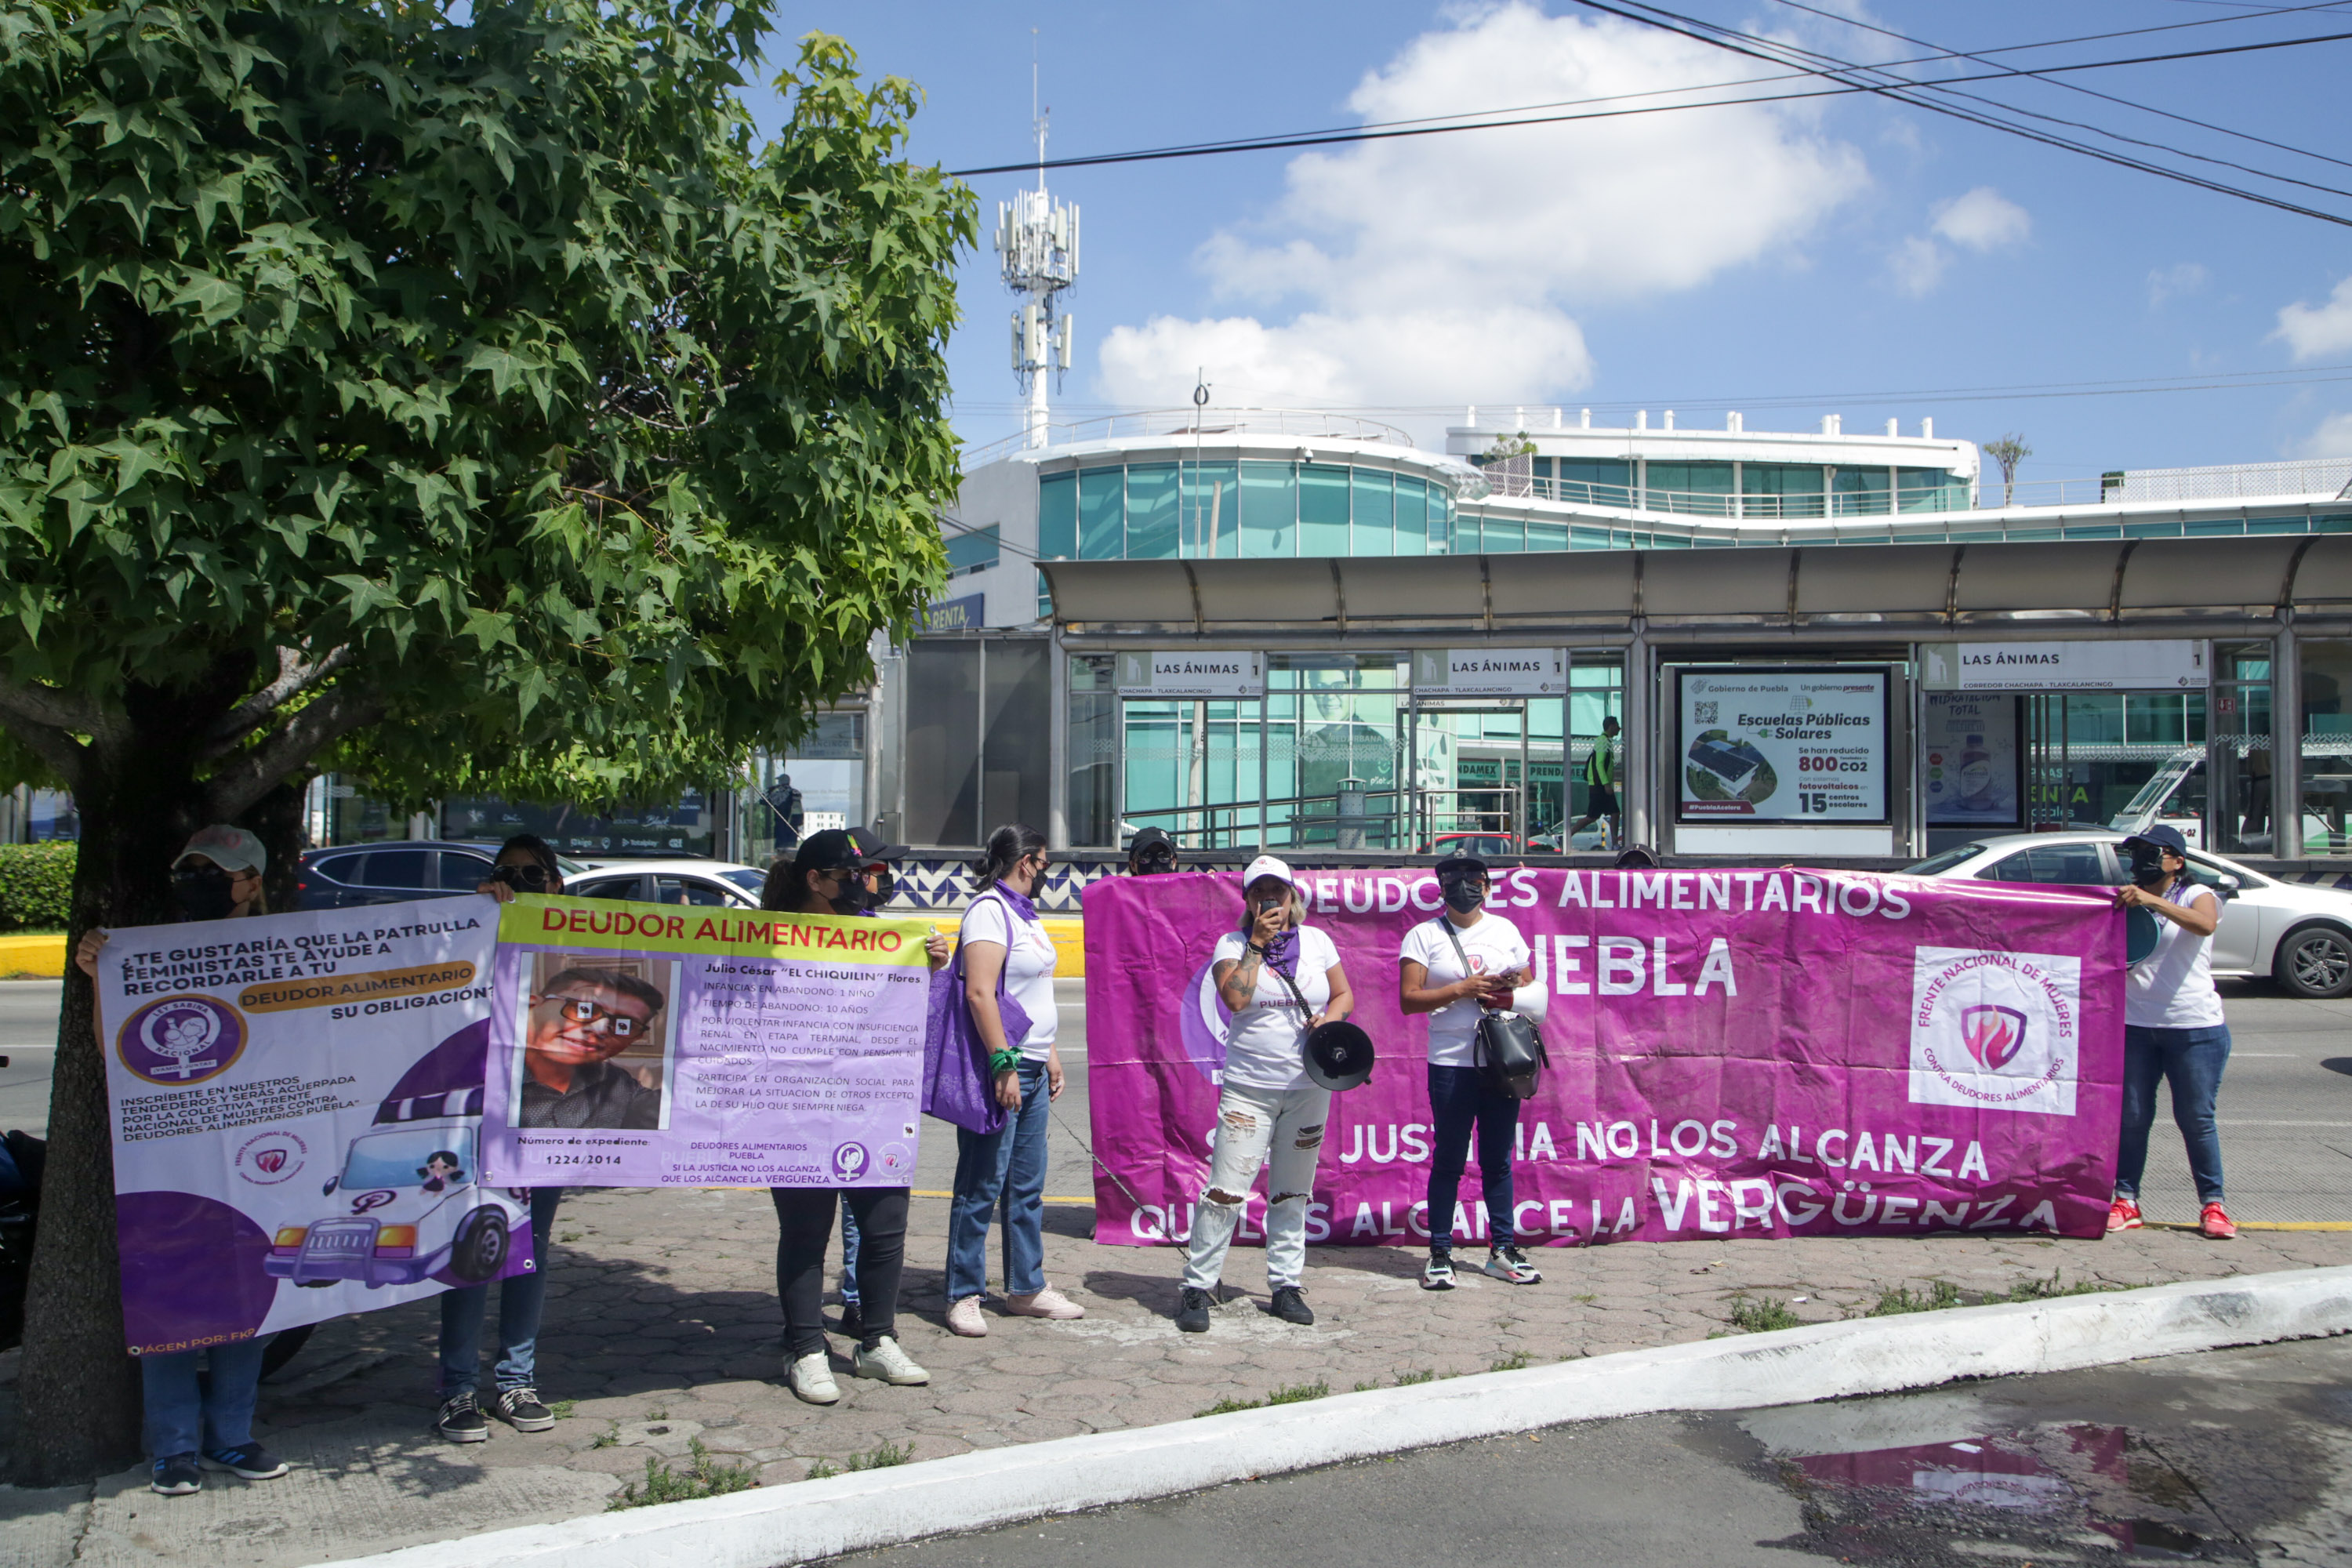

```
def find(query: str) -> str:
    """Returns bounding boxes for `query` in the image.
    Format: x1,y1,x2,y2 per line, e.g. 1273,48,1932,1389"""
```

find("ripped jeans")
1181,1081,1333,1293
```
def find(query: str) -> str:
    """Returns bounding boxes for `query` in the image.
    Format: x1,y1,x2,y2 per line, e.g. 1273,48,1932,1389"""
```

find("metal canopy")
1041,535,2352,641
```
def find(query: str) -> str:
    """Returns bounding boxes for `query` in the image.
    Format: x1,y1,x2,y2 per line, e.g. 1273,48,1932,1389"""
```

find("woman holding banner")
75,824,292,1496
1399,851,1548,1290
944,825,1086,1337
760,829,948,1403
1174,855,1355,1333
435,833,572,1444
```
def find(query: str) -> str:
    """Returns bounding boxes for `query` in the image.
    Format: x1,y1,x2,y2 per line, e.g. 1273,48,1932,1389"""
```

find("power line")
1567,1,2352,229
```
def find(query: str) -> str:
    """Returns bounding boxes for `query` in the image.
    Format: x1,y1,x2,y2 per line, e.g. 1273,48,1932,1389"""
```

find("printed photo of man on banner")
94,896,523,1356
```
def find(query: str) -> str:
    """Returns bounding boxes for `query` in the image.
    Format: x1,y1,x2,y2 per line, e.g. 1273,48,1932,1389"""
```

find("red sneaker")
2106,1198,2143,1232
2200,1201,2237,1240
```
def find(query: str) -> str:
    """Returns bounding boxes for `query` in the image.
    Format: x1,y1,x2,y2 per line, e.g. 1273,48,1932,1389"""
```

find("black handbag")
1437,917,1548,1101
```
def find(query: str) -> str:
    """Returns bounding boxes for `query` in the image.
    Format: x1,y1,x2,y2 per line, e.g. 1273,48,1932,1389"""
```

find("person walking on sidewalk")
1399,851,1550,1290
1571,715,1622,848
1174,856,1356,1334
76,824,292,1496
436,833,570,1443
2111,825,2237,1240
759,828,948,1403
944,825,1086,1336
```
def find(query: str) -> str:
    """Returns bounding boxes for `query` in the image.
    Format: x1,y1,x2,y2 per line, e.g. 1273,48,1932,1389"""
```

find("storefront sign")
1922,693,2022,828
1083,871,2123,1248
1115,651,1265,699
1411,648,1565,697
481,896,931,1187
1676,666,1889,825
922,592,986,631
1922,641,2207,692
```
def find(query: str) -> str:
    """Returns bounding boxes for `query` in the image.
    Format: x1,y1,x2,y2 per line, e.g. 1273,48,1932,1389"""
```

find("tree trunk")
11,746,203,1484
236,774,311,916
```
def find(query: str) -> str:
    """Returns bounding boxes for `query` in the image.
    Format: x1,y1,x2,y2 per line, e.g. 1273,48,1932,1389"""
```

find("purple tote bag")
922,899,1034,1135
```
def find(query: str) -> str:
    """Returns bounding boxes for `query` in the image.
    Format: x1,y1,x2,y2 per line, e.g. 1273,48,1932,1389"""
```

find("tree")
1985,433,2032,507
0,0,970,1482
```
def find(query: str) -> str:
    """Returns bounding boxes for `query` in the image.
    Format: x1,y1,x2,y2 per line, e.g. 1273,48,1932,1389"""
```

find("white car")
566,858,770,909
1904,832,2352,997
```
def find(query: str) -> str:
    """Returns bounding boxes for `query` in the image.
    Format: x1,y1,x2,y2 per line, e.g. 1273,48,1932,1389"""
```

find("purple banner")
1084,868,2124,1249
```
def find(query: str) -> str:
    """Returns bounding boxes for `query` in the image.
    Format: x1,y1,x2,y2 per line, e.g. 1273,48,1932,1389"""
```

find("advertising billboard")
1676,666,1889,826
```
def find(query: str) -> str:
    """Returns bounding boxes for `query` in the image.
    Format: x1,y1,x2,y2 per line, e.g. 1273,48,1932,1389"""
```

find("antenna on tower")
998,28,1078,451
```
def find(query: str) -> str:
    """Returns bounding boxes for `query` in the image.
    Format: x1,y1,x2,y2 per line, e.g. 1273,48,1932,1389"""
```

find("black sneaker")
151,1454,202,1495
493,1387,555,1432
435,1392,489,1443
200,1443,289,1480
1174,1286,1213,1334
1421,1251,1456,1291
837,1301,864,1341
1483,1244,1542,1285
1267,1285,1316,1326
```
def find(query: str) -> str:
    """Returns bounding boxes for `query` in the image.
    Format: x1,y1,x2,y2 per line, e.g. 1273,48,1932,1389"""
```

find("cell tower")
995,50,1076,450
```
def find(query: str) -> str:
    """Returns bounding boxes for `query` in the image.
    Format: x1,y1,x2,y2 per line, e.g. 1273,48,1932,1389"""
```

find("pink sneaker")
2200,1201,2237,1240
2106,1198,2143,1232
1005,1285,1085,1320
946,1296,988,1337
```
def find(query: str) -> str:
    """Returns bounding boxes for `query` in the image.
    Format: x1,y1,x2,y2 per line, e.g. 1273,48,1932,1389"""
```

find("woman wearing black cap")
760,830,949,1403
1398,852,1548,1290
2111,826,2234,1240
1127,826,1180,876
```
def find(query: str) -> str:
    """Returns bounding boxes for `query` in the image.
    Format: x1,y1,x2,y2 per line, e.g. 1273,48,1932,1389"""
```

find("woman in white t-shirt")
2111,825,2234,1240
945,825,1086,1336
1174,855,1356,1334
1398,852,1548,1290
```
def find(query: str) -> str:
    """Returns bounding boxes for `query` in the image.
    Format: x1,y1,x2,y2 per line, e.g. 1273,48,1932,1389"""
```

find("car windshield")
1904,844,1987,876
2118,757,2198,819
722,869,767,894
341,1126,477,1192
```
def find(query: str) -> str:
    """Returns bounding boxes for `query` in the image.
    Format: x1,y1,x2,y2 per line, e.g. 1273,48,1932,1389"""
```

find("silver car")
1904,832,2352,998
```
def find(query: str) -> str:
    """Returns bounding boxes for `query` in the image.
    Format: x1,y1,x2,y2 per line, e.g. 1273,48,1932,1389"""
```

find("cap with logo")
173,824,267,876
1240,854,1297,892
1432,851,1489,883
845,825,910,866
791,829,865,874
1129,826,1175,855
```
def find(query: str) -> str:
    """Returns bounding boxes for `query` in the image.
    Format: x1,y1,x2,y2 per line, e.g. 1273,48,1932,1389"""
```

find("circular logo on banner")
1907,946,2081,1117
116,994,248,1087
831,1142,871,1180
235,1130,307,1185
877,1142,913,1178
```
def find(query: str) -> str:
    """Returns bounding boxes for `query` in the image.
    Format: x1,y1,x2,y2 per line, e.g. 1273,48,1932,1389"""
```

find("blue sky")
742,1,2352,486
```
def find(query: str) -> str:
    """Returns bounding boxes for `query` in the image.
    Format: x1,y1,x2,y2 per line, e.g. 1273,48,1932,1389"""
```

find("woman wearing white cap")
1174,855,1355,1333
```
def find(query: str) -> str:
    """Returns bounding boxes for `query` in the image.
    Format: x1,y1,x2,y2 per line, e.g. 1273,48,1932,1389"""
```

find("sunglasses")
492,863,554,889
538,996,639,1037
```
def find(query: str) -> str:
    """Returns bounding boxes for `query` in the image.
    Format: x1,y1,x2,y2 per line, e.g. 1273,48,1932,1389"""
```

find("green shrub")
1864,1279,1965,1316
606,1439,757,1510
0,841,74,933
1725,1294,1803,1334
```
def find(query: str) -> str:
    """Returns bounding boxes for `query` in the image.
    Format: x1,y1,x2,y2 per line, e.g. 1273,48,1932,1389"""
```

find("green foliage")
1193,1395,1261,1418
1487,1349,1533,1373
1393,1369,1435,1386
1863,1279,1965,1317
843,1439,913,1472
1266,1379,1330,1405
590,1421,619,1449
1725,1294,1804,1334
0,840,73,931
0,0,971,818
548,1400,576,1421
2003,1270,2122,1302
804,1457,839,1480
606,1438,757,1510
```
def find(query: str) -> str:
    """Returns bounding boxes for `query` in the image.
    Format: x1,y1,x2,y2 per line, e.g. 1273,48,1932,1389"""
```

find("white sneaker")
1483,1244,1542,1285
853,1335,931,1386
787,1351,840,1404
1005,1285,1085,1319
946,1296,989,1338
1421,1253,1456,1291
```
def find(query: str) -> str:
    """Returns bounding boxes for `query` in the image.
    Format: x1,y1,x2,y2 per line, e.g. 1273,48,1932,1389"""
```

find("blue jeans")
142,1338,267,1458
947,1060,1049,1300
1428,1063,1521,1250
437,1188,563,1397
2116,1025,2230,1204
840,1201,862,1308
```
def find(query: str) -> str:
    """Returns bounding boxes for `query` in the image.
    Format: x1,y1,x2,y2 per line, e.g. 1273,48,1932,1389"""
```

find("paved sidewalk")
2,1184,2344,1568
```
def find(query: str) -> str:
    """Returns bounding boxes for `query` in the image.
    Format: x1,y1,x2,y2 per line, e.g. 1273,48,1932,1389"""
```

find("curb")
0,932,64,978
327,1265,2352,1568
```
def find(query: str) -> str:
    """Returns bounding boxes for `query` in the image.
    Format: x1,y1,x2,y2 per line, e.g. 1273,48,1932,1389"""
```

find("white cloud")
1095,2,1867,411
2147,262,2207,310
2299,411,2352,458
1930,187,2031,251
1889,235,1946,298
2274,278,2352,362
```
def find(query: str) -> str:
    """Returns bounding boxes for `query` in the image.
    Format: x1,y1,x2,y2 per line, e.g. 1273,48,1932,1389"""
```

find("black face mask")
1133,847,1177,875
2128,844,2169,885
1440,876,1486,914
173,865,238,922
858,868,895,913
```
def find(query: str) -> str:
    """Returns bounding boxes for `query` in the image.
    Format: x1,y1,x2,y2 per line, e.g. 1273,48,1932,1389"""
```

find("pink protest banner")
1083,867,2123,1249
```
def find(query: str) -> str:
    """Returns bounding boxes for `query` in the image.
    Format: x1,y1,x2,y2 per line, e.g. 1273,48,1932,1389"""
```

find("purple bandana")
994,882,1041,924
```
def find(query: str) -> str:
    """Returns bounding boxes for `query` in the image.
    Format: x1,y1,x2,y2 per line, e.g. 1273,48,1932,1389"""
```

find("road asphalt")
829,1335,2352,1567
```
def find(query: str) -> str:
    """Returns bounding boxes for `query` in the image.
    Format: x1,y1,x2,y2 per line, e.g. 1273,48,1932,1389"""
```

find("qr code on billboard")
1693,701,1719,724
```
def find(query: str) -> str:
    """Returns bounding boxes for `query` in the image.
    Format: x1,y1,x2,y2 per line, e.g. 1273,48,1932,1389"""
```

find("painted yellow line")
909,1189,1094,1207
2144,1220,2352,1232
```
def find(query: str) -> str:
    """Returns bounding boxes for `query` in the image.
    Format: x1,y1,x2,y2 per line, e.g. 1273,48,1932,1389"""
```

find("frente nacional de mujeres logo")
1908,946,2081,1117
116,994,249,1087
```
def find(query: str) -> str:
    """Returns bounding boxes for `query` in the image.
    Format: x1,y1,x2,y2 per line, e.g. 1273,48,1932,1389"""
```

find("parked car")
296,840,593,910
1420,832,1522,858
1903,830,2352,997
567,858,769,908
